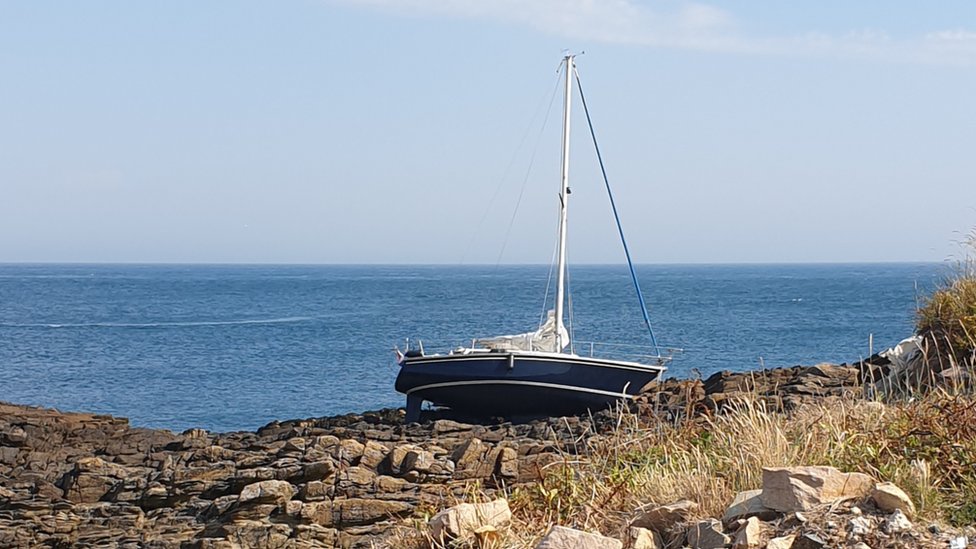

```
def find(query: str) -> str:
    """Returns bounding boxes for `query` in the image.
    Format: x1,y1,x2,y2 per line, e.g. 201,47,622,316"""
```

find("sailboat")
395,55,672,422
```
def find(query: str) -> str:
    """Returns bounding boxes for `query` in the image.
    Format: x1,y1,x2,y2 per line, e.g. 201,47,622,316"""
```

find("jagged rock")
626,526,662,549
765,534,795,549
871,482,916,517
686,518,730,549
333,497,413,526
428,499,511,542
300,480,332,501
848,515,873,537
791,533,827,549
882,509,913,534
238,480,296,505
60,456,137,503
359,441,388,469
631,499,698,532
451,438,499,480
761,466,874,512
300,500,334,526
723,489,778,523
496,446,519,479
534,525,623,549
731,516,762,548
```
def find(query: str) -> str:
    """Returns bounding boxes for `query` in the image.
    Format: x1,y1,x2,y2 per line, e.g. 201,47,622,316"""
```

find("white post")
553,55,574,353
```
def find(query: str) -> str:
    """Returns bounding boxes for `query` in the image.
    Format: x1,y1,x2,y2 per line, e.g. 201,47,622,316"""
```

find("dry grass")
440,392,976,548
917,229,976,372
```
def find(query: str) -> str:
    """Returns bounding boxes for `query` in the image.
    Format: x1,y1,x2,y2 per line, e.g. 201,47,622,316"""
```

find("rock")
723,489,779,523
765,534,795,549
631,499,698,532
428,499,512,542
848,516,872,537
791,533,827,549
760,466,874,512
731,516,761,549
237,480,296,505
534,525,623,549
359,441,388,469
686,518,730,549
871,482,916,517
333,497,413,526
296,500,332,526
881,509,912,534
626,527,662,549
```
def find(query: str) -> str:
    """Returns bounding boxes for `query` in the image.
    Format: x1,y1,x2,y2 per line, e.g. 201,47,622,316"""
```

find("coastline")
0,358,900,548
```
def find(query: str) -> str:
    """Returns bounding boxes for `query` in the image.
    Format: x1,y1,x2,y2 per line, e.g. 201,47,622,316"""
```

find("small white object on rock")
881,509,912,534
949,536,968,549
871,482,916,517
429,499,512,542
534,525,623,549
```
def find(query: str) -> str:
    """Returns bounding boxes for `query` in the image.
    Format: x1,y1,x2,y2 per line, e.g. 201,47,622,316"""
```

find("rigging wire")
495,67,563,266
573,66,662,355
539,225,559,327
460,68,563,265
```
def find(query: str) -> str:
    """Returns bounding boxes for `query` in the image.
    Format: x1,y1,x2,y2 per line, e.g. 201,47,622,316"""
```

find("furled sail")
474,310,569,353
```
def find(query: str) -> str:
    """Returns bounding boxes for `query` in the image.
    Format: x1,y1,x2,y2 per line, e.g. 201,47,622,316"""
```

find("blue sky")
1,1,974,263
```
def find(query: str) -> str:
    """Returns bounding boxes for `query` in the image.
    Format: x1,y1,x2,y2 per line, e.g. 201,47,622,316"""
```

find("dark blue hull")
395,351,665,421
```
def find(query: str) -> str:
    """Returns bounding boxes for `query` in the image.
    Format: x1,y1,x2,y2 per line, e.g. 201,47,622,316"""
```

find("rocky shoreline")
0,359,956,548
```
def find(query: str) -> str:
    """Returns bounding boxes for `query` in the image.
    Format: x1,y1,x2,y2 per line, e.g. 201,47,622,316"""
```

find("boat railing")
398,338,681,367
572,340,682,365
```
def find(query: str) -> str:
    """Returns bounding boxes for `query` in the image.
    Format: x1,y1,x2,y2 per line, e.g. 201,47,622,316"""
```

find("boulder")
631,499,698,532
686,519,730,549
237,480,296,505
535,526,623,549
871,482,916,517
429,498,512,542
760,466,874,512
722,489,778,523
765,534,795,549
731,516,762,549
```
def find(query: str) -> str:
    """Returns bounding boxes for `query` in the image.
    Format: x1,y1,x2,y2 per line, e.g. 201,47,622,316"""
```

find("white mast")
553,54,574,353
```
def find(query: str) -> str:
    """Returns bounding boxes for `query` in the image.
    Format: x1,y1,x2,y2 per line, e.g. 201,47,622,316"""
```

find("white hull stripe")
404,354,665,373
405,379,637,399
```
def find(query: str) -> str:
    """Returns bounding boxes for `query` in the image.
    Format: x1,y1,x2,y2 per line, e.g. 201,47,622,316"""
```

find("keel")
404,395,422,423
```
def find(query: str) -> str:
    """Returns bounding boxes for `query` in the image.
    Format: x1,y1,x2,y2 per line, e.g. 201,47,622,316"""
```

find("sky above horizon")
1,1,974,264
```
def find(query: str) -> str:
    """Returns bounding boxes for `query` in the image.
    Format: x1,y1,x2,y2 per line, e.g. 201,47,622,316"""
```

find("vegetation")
916,229,976,372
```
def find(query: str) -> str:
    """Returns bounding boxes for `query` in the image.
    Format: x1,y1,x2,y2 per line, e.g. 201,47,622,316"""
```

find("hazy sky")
2,1,974,264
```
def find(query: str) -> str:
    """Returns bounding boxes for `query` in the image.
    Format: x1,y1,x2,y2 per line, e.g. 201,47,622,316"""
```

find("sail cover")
474,310,569,353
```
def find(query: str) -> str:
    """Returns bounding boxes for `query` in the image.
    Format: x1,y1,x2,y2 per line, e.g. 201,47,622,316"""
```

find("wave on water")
0,317,316,329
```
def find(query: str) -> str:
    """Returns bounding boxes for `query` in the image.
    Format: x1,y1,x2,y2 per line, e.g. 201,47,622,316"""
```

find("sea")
0,263,945,433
